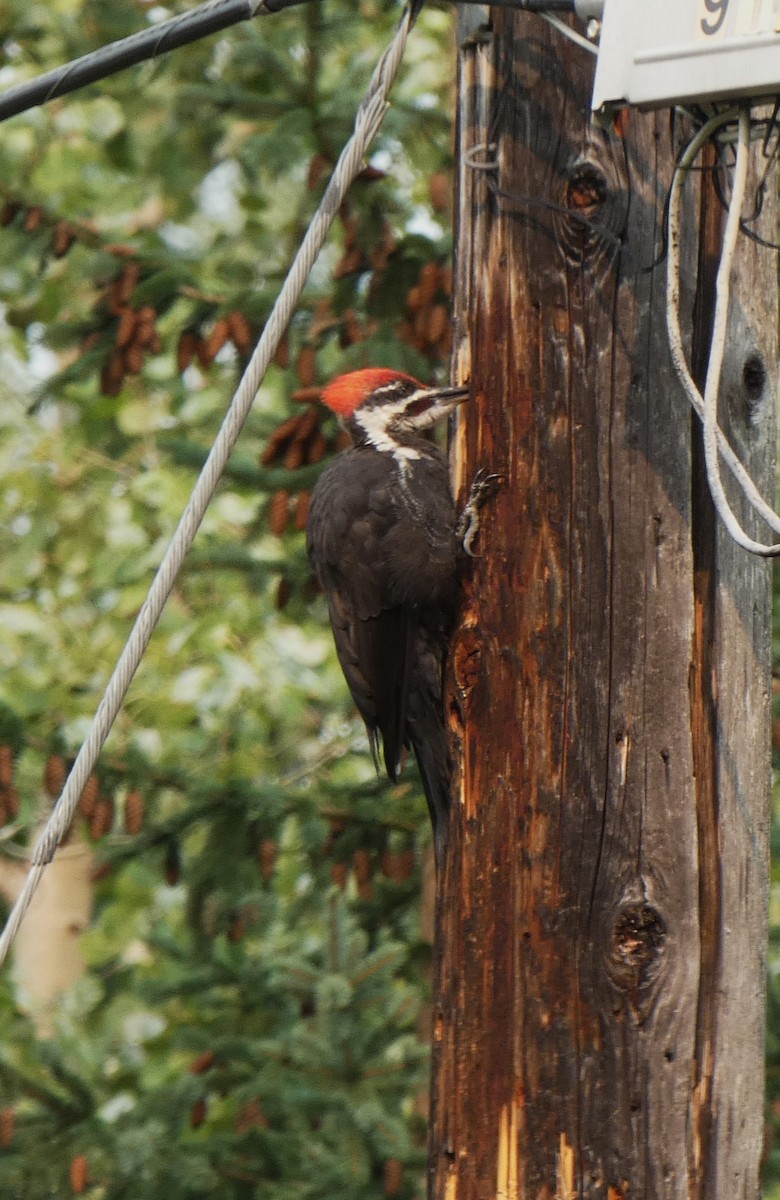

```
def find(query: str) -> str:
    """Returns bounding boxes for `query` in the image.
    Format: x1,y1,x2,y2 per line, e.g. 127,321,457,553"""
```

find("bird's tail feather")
408,722,451,867
406,632,451,866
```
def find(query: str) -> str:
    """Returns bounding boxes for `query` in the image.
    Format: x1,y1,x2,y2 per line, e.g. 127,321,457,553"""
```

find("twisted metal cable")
666,105,780,554
0,6,414,968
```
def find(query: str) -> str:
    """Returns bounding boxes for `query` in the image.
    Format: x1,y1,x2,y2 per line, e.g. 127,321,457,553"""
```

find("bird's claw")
469,468,504,504
457,469,505,556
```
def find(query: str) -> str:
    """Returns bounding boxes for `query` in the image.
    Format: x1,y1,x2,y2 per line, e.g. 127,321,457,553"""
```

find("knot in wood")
564,163,607,217
608,902,666,994
558,157,625,266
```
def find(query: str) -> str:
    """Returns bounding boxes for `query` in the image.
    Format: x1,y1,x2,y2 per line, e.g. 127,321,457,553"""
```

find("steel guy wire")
0,4,415,967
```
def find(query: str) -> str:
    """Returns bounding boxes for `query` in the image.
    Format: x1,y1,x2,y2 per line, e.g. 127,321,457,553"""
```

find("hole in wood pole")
564,163,607,217
742,352,767,424
743,353,766,398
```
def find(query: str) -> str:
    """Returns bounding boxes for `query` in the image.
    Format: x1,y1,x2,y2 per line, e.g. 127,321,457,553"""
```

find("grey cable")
0,6,414,967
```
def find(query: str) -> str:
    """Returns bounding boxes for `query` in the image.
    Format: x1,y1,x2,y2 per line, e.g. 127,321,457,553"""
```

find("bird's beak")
415,383,470,418
429,384,470,421
400,381,470,431
435,384,470,405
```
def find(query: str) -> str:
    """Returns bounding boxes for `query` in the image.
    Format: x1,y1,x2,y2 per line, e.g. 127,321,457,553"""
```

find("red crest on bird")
321,368,423,417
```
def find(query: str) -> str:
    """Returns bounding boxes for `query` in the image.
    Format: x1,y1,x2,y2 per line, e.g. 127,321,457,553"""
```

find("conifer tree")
0,3,454,1195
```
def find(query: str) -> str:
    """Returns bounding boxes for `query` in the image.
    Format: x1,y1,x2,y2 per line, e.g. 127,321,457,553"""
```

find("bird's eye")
404,396,432,417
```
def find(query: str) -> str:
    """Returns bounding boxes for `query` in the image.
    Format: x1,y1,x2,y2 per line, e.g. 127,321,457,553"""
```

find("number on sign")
700,0,730,34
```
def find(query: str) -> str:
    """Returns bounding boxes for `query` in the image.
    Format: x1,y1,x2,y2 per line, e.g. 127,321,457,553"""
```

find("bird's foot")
457,468,504,557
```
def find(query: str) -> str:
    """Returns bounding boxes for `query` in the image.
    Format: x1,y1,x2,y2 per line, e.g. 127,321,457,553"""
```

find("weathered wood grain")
430,11,775,1199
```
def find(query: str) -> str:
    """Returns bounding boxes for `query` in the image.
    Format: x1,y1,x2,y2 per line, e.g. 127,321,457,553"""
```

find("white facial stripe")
352,384,465,456
355,403,422,458
397,387,464,427
390,386,435,414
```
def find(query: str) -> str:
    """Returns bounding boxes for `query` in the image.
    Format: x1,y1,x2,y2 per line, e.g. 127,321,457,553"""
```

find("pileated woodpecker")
306,368,469,863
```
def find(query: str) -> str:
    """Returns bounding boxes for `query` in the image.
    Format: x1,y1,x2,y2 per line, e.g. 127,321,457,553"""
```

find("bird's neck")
346,416,435,462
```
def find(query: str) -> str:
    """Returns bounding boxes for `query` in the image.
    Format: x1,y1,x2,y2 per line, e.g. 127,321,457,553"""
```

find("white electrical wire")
540,12,598,55
0,6,415,968
666,105,780,555
699,108,778,554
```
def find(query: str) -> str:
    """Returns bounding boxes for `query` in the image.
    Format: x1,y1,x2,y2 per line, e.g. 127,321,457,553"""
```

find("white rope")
0,7,414,967
666,105,780,556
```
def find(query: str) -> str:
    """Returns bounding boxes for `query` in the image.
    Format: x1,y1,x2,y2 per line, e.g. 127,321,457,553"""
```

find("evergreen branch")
159,435,323,491
37,1045,97,1117
177,84,292,115
348,949,405,988
318,806,417,834
0,1054,84,1119
182,546,288,577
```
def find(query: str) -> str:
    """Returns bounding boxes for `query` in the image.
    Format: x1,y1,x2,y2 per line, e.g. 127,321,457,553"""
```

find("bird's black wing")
307,445,459,861
323,592,414,780
405,623,451,862
307,449,419,776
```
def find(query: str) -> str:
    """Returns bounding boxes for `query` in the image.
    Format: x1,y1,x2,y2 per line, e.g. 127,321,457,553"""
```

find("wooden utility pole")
432,9,776,1198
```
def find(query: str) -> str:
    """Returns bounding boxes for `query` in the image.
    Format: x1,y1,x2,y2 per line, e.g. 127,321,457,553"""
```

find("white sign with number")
593,0,780,111
697,0,780,38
